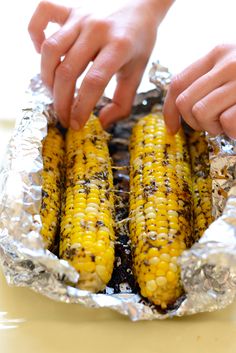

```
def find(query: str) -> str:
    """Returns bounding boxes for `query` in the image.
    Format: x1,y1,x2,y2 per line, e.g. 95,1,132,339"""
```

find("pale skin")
163,44,236,139
29,1,236,139
28,0,173,130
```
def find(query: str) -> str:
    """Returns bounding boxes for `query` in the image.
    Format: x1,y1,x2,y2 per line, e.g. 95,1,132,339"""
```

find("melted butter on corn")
129,113,193,308
60,115,115,292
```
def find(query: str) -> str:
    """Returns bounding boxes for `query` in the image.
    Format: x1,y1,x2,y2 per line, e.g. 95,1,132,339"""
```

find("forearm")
131,0,175,24
85,0,174,26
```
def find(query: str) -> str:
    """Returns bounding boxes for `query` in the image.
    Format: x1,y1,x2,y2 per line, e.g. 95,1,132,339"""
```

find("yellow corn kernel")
40,125,65,250
129,113,193,308
187,131,214,239
60,115,115,292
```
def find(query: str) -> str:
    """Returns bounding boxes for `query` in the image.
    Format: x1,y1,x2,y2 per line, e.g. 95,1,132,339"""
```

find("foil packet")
0,69,236,321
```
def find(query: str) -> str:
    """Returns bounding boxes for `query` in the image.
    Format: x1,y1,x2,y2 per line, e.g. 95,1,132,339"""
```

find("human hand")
163,44,236,139
28,0,172,129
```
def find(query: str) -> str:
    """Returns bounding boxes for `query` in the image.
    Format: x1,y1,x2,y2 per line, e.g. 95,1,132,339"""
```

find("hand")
28,0,172,129
163,44,236,139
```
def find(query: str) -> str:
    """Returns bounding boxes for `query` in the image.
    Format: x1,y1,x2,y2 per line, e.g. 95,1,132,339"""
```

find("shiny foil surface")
0,72,236,320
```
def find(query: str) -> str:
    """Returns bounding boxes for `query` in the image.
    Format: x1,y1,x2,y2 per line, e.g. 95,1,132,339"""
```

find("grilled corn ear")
188,131,213,239
40,125,65,249
60,115,115,292
129,113,193,308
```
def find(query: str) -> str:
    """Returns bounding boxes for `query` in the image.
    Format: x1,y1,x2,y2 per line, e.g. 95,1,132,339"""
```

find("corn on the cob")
129,113,193,308
188,131,213,239
60,115,115,292
40,125,65,249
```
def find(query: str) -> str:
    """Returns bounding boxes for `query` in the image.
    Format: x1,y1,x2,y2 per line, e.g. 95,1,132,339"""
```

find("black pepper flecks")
105,113,143,294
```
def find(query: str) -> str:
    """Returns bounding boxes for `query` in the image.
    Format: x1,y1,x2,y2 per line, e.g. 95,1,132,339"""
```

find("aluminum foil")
149,61,172,95
207,135,236,219
0,71,236,321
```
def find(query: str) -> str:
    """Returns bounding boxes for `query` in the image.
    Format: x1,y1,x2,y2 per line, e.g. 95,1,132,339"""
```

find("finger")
41,19,81,89
99,66,144,128
191,81,236,135
220,104,236,139
163,53,214,133
53,33,102,127
28,1,71,52
173,66,227,133
70,44,132,129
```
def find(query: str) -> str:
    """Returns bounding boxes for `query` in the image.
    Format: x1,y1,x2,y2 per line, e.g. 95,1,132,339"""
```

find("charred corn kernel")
129,113,193,309
188,131,214,239
60,115,115,292
40,125,64,250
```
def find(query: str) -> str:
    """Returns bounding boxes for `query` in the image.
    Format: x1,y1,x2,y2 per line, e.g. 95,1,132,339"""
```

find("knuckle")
204,70,214,82
175,92,188,112
212,44,226,56
169,74,184,95
212,44,231,57
36,0,51,12
38,1,51,12
55,63,74,82
87,17,108,31
113,36,132,51
28,1,52,36
219,111,230,126
27,21,34,35
84,71,106,89
41,37,60,55
192,101,207,121
223,59,236,75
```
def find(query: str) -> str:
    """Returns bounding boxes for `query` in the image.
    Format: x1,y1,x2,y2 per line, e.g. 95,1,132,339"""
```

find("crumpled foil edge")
0,73,236,320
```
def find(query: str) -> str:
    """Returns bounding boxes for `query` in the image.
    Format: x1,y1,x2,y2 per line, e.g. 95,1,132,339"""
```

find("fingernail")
102,121,112,130
166,125,173,134
70,119,80,131
35,44,41,53
60,118,68,128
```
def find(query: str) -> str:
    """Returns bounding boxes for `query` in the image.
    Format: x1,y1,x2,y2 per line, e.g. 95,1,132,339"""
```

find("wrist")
146,0,175,21
128,0,174,25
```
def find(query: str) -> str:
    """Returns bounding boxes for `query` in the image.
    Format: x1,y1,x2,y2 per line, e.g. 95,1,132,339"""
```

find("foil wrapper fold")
208,134,236,218
149,61,172,95
0,72,236,320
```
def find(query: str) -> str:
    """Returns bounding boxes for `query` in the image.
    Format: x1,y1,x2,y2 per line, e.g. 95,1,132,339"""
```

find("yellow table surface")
0,269,236,353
